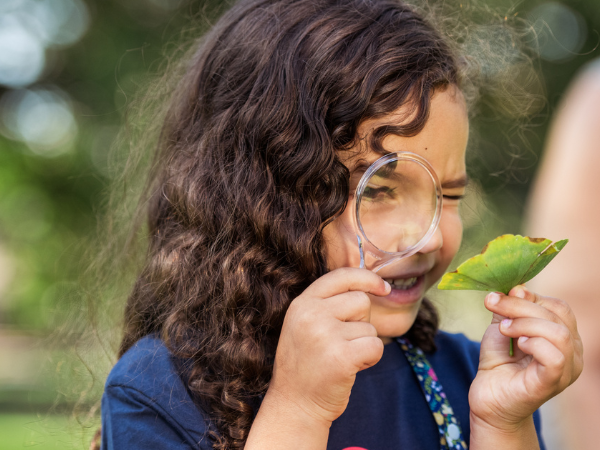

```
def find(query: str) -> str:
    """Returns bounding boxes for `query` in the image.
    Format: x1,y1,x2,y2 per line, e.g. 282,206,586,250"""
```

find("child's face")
322,86,469,343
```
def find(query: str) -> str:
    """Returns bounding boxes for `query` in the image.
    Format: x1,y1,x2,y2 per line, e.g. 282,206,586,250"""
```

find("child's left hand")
470,285,583,432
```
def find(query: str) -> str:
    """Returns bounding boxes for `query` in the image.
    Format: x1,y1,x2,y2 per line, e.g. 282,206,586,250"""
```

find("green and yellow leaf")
438,234,568,295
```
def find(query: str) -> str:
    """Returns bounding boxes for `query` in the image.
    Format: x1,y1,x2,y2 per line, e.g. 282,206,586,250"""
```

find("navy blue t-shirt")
101,332,546,449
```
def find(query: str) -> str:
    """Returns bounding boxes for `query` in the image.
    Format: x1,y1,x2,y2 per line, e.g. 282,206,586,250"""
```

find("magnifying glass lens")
356,156,439,259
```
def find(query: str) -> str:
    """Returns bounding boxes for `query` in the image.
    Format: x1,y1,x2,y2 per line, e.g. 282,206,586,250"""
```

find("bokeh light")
0,14,45,88
0,87,78,157
26,0,90,48
0,0,90,88
528,2,587,63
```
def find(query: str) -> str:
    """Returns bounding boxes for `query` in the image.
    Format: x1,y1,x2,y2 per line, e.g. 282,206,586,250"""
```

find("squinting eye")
443,195,464,201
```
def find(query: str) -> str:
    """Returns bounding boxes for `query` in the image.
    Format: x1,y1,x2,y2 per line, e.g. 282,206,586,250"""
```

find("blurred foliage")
0,0,223,331
0,0,599,420
0,413,99,449
471,0,600,209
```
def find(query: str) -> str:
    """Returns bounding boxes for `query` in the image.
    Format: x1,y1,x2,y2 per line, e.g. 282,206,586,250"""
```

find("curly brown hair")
116,0,465,448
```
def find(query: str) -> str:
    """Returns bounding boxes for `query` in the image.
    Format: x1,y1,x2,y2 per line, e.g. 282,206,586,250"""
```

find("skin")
245,86,583,449
524,64,599,449
322,86,469,343
471,286,582,448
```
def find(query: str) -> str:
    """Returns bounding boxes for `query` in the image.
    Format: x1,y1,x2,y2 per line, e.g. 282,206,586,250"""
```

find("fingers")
508,285,578,332
338,320,378,341
299,268,391,323
326,291,372,322
485,291,562,326
499,317,572,353
486,287,582,363
304,267,391,300
514,336,566,388
345,336,384,371
484,288,583,381
497,310,583,382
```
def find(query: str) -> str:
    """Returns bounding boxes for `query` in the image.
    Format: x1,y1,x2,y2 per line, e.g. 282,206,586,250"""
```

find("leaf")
438,234,568,295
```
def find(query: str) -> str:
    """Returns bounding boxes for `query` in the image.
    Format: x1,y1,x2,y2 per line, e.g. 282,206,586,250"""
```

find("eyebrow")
351,156,469,189
442,175,469,189
357,164,469,187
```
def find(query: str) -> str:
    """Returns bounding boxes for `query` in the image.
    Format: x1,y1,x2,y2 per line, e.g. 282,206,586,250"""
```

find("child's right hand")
267,268,391,426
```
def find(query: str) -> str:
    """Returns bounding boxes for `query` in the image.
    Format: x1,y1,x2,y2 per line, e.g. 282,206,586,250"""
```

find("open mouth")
383,276,419,290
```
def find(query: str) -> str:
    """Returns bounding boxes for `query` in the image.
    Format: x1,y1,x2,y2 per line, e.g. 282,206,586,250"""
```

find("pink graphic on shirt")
428,367,438,381
342,447,369,450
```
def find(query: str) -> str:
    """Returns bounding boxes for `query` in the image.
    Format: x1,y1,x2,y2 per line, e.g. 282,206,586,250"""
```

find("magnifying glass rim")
354,151,443,265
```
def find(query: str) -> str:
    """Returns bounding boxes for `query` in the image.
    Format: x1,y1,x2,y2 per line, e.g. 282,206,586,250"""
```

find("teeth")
384,277,418,290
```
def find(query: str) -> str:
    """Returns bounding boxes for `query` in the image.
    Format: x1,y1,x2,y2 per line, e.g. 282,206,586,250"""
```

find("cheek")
322,206,362,270
440,210,463,265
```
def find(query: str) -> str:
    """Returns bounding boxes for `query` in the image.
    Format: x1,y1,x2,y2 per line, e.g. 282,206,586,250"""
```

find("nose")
417,224,443,254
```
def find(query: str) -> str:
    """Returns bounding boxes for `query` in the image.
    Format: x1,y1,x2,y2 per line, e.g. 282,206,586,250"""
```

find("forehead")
346,87,469,181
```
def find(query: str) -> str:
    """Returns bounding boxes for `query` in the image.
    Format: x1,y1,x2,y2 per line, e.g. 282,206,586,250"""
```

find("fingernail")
514,286,526,299
487,292,500,306
501,318,512,328
519,336,529,344
384,280,391,291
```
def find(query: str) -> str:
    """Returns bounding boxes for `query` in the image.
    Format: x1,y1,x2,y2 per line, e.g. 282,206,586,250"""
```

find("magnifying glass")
353,152,442,273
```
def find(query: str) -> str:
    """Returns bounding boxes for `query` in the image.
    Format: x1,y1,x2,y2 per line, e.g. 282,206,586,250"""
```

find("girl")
100,0,582,449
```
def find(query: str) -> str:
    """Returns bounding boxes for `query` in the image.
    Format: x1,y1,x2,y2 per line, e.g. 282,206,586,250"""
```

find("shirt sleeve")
101,384,213,450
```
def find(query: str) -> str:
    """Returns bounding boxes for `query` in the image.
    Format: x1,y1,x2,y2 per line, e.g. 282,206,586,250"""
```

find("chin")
370,299,422,342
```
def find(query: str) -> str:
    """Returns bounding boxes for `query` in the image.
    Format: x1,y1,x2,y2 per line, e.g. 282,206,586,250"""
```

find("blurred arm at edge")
525,59,600,450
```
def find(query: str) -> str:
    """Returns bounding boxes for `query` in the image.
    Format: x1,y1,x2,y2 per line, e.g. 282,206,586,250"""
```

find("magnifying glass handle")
358,236,386,272
357,236,366,269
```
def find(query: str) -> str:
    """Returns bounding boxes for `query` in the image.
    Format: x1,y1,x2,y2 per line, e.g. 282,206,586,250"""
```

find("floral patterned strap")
396,337,468,450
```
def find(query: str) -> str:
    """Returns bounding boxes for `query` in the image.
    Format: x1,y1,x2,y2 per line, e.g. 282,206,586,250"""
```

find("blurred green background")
0,0,598,448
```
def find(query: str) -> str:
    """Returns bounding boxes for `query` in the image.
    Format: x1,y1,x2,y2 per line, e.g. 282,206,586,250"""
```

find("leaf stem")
509,337,514,357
